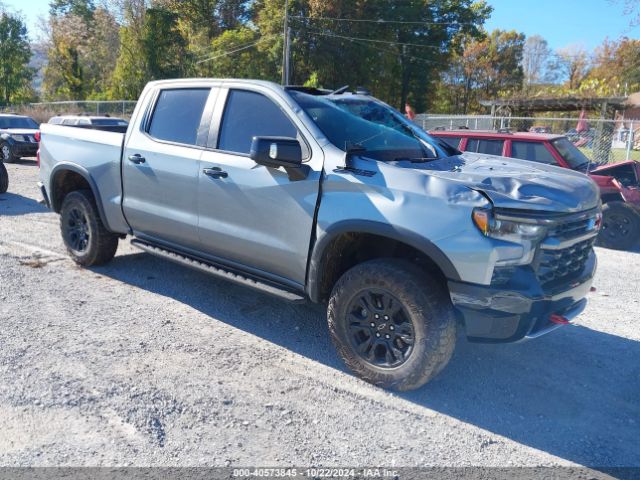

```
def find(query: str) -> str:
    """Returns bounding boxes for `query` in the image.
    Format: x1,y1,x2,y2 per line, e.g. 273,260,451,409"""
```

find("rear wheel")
1,142,18,163
0,161,8,193
60,190,119,266
597,201,640,250
327,259,457,391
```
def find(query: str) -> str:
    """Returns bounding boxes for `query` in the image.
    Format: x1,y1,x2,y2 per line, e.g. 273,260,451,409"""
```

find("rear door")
509,141,560,165
197,86,322,286
122,86,216,249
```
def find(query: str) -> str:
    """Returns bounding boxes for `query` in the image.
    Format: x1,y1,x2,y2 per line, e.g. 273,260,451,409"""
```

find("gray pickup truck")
38,79,602,390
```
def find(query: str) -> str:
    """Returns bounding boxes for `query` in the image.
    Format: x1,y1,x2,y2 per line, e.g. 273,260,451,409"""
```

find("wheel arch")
600,192,625,204
49,163,112,231
306,220,460,303
0,133,14,144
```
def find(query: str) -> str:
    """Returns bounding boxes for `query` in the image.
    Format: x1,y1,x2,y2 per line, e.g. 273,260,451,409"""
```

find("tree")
84,7,120,98
0,12,33,105
586,37,640,95
549,45,590,90
522,34,551,89
615,0,640,26
434,29,525,113
43,2,120,101
252,0,491,112
111,5,188,99
50,0,96,22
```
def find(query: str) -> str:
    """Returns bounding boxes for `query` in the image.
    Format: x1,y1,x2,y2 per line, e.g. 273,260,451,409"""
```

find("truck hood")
395,152,600,213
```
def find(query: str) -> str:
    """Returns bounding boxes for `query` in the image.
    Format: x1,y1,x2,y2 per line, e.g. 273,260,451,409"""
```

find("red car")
430,130,640,250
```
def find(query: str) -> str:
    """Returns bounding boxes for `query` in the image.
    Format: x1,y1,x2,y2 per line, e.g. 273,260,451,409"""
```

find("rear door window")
148,88,210,146
466,138,504,156
511,141,558,165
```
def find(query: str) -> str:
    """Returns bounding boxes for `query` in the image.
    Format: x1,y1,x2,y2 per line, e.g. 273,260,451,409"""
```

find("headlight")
10,134,25,142
472,207,546,242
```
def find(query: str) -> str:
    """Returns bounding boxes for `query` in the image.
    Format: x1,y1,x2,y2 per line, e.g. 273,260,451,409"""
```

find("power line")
288,14,475,27
303,30,449,67
196,37,274,64
305,30,448,51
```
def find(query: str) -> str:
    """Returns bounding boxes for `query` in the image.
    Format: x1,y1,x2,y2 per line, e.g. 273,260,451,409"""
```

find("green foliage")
303,72,320,88
42,4,120,101
434,29,525,113
24,0,639,116
0,13,33,105
143,8,189,79
111,6,189,99
50,0,95,22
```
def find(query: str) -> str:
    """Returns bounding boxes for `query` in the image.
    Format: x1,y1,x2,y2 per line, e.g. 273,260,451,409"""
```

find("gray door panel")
198,151,320,285
123,139,202,248
122,87,215,248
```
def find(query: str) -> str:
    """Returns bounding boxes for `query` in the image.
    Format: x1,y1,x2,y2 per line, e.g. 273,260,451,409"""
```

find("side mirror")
250,136,308,181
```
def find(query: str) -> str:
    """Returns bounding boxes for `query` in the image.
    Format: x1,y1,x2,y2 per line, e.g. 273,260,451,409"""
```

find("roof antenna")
330,85,350,95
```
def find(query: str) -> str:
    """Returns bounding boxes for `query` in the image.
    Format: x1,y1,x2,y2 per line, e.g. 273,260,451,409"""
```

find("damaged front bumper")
448,251,596,343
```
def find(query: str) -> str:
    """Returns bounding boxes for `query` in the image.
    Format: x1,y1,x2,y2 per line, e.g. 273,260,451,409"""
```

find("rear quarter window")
466,138,504,156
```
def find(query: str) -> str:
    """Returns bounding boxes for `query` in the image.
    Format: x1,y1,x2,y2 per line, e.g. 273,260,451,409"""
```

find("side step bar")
131,239,306,303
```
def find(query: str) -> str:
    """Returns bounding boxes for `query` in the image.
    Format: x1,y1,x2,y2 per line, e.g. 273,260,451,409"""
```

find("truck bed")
39,124,129,233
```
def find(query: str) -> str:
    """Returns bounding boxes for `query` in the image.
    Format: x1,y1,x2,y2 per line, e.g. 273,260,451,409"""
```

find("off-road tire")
328,258,457,391
0,162,8,193
596,201,640,251
60,189,118,266
1,142,18,163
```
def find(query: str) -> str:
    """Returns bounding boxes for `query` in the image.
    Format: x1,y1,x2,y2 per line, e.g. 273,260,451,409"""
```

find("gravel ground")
0,161,639,468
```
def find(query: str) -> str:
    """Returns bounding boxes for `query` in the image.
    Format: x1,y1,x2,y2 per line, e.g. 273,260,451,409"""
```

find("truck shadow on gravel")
0,192,50,216
96,251,640,468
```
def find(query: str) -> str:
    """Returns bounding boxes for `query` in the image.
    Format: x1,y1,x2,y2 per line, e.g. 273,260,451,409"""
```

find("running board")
131,239,306,303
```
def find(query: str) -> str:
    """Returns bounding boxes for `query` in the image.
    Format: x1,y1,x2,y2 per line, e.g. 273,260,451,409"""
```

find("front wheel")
1,142,17,163
596,201,640,251
328,259,457,391
60,190,119,266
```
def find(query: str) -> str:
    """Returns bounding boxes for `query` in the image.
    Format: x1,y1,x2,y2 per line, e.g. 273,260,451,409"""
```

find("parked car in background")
430,129,640,250
0,114,40,163
529,126,551,134
48,115,129,133
565,128,595,148
38,79,602,390
0,161,8,193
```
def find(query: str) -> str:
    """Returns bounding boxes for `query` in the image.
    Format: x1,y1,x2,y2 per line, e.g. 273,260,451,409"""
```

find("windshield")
0,116,38,129
552,137,591,170
289,91,459,162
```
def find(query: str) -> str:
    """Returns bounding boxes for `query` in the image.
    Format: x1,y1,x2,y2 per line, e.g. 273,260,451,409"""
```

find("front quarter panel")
315,145,517,286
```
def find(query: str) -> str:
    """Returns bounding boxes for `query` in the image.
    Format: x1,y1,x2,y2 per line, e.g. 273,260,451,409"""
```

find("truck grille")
537,238,595,285
546,216,595,240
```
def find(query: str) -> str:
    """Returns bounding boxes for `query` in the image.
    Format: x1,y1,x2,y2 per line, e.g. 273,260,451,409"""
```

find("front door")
197,87,322,286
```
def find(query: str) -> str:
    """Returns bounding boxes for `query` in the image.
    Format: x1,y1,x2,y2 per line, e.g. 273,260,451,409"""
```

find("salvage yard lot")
0,161,639,468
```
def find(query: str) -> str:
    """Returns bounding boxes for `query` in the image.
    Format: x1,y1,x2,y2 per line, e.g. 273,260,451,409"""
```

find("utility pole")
281,0,290,86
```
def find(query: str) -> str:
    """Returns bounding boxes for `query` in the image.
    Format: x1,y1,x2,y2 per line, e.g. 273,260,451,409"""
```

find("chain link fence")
416,114,639,164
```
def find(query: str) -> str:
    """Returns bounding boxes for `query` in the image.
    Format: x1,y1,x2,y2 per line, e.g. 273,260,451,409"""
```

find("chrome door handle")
203,167,228,179
128,154,146,164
